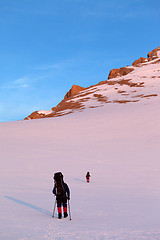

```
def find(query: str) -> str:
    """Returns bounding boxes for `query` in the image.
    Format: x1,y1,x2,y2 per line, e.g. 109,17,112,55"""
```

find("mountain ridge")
25,46,160,120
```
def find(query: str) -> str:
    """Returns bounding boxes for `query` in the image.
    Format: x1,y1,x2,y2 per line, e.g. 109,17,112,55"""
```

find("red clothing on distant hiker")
86,172,90,183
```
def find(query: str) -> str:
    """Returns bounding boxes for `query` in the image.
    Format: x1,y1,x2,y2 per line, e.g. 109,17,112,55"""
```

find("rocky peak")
108,67,134,80
64,85,85,99
108,46,160,78
132,46,160,66
147,46,160,61
132,57,148,67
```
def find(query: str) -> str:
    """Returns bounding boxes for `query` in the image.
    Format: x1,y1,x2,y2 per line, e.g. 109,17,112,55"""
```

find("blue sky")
0,0,160,122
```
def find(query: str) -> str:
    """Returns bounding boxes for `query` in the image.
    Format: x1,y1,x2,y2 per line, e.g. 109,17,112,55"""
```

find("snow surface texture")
0,58,160,240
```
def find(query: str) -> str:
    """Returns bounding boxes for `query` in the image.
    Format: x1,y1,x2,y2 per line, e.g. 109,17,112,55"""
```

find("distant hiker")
86,172,90,183
52,172,70,219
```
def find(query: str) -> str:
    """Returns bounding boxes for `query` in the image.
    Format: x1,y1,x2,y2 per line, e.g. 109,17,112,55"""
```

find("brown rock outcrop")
64,85,85,99
132,57,148,66
108,67,134,79
132,47,160,67
25,85,85,120
24,111,46,120
147,47,160,61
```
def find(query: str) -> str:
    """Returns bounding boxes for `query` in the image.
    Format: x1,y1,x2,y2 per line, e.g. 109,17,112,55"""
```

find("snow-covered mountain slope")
25,47,160,120
1,94,160,239
1,47,160,240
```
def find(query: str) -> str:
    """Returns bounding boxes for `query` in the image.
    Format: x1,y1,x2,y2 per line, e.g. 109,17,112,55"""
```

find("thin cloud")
14,77,29,85
0,74,52,90
0,77,30,89
13,77,30,88
1,6,56,16
85,9,136,20
32,63,61,71
83,1,137,20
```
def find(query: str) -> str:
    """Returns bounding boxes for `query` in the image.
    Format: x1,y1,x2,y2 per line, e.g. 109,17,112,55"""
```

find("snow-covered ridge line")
25,46,160,120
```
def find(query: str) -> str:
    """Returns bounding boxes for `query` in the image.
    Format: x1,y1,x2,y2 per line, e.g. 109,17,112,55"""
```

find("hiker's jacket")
53,182,70,199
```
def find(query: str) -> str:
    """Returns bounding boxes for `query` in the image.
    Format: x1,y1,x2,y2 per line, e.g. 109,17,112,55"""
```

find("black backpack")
54,172,65,197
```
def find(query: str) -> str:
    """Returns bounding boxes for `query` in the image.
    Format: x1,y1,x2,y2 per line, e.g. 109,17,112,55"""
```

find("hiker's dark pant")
57,197,67,208
57,197,67,214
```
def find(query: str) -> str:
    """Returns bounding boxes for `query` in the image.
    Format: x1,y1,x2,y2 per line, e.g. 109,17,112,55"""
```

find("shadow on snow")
72,178,86,183
4,195,52,216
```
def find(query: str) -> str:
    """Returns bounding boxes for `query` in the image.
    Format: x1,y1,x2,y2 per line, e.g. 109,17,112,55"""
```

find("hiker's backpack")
54,172,65,197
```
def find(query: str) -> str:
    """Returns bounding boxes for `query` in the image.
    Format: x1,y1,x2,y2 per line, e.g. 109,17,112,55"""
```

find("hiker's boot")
64,212,68,218
58,213,62,219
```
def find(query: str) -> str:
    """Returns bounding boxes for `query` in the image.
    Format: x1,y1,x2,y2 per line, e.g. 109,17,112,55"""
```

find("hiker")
52,172,70,219
86,172,90,183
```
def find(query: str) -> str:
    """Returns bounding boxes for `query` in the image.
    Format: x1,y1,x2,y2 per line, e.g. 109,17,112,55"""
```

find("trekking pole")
52,198,56,217
68,199,72,220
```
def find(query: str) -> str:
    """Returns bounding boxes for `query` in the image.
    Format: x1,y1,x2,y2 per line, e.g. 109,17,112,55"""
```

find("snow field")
1,101,160,239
